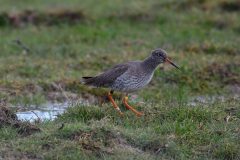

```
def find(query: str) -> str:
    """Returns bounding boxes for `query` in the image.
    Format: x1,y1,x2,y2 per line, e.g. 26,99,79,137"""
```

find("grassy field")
0,0,240,159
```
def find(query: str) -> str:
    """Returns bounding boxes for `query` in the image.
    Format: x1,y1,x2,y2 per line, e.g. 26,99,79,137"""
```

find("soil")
0,103,40,136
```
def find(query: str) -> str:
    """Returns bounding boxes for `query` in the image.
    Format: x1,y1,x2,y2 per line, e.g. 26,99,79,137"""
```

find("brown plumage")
82,64,128,88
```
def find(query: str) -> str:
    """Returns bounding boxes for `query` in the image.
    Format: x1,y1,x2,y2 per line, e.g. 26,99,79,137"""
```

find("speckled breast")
111,72,154,92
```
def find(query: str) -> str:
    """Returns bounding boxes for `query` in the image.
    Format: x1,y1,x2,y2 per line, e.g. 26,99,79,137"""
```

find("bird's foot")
136,111,144,117
123,96,144,117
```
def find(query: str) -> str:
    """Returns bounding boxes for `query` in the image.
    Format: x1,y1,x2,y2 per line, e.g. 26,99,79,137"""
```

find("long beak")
166,58,180,69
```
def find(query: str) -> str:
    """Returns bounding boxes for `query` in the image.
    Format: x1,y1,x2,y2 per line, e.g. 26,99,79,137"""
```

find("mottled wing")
82,64,129,87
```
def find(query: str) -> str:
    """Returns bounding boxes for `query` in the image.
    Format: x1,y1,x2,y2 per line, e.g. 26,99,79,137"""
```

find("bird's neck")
142,56,160,71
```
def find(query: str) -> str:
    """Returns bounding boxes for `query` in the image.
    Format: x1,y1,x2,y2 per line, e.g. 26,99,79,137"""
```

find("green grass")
1,100,240,159
0,0,240,159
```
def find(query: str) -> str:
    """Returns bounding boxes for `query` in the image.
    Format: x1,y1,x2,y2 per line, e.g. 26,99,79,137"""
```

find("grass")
0,0,240,159
1,100,240,159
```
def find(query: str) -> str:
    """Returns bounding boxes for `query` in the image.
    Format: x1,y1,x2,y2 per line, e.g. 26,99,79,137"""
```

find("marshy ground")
0,0,240,159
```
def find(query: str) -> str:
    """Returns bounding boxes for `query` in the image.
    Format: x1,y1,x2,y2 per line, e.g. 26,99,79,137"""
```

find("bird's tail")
81,76,95,86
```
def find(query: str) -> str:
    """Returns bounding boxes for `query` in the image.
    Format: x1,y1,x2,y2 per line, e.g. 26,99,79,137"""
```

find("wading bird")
82,48,179,116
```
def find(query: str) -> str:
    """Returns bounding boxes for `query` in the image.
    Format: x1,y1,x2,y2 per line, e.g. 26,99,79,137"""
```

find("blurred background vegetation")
0,0,239,103
0,0,239,159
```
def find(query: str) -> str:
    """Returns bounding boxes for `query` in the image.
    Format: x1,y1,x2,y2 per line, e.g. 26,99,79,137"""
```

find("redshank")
82,48,179,116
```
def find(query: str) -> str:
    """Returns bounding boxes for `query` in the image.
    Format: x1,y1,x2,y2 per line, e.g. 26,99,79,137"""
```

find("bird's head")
151,48,179,69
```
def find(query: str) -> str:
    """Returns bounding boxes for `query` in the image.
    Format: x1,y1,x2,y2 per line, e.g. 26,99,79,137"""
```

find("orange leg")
123,96,143,117
107,91,123,116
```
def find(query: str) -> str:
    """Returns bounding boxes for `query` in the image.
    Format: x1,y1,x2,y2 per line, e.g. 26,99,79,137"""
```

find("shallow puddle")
16,102,70,122
16,96,97,122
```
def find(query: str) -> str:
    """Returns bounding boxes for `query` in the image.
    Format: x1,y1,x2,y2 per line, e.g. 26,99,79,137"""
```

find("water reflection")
16,102,69,122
